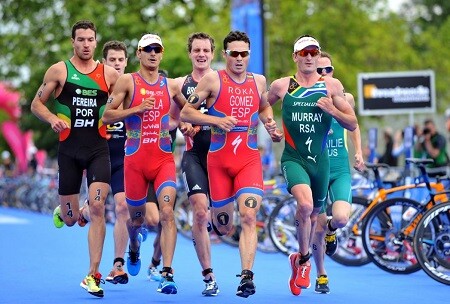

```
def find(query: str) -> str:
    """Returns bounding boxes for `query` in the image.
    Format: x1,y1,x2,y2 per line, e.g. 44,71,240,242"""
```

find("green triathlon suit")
281,76,332,208
321,118,352,213
55,60,111,195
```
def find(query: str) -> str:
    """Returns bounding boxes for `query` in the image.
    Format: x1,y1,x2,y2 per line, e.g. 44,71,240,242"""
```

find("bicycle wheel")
328,196,372,266
413,201,450,285
362,197,423,274
257,194,289,253
268,196,298,255
174,193,193,240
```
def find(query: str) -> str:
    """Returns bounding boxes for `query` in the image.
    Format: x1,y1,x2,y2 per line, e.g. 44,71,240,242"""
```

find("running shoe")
236,274,255,298
157,273,178,294
325,233,338,256
106,263,129,285
80,273,104,298
77,200,89,227
138,227,148,242
202,278,220,296
147,267,162,282
127,244,141,276
315,275,330,294
294,258,311,289
288,253,301,296
53,205,64,228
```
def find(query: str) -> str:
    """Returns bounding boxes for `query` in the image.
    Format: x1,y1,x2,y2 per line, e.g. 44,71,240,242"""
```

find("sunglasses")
296,48,320,57
225,50,251,58
317,66,334,74
141,45,163,53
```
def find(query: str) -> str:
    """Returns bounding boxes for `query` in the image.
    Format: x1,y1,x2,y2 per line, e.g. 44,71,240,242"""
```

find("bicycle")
361,158,450,274
413,196,450,285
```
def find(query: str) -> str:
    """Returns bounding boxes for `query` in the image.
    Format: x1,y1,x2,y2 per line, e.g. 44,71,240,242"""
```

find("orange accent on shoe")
288,253,301,296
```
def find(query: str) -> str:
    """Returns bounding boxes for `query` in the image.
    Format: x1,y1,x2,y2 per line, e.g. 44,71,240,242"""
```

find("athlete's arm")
180,72,237,132
102,74,153,124
30,62,70,132
172,75,196,137
265,78,286,106
257,75,283,142
345,92,365,171
318,77,357,131
104,64,120,94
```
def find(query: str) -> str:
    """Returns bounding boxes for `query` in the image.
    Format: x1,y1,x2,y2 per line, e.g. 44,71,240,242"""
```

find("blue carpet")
1,206,447,303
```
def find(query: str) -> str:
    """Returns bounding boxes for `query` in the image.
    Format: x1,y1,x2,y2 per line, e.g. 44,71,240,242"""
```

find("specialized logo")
232,135,242,155
305,137,312,153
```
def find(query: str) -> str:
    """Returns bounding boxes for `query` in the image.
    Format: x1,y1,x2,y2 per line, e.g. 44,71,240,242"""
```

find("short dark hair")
102,40,128,59
320,51,332,63
223,31,250,50
187,32,215,53
72,20,96,39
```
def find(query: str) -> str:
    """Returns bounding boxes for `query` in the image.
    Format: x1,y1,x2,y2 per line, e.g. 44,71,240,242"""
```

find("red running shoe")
288,253,301,296
295,259,311,289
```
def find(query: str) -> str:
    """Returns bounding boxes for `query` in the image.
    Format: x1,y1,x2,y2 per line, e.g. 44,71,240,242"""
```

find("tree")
0,0,230,156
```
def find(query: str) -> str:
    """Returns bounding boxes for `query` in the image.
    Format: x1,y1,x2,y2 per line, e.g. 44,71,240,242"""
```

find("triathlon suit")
207,70,264,208
107,120,126,195
107,113,158,202
280,76,332,208
124,73,177,207
180,74,211,197
55,60,111,195
321,118,352,213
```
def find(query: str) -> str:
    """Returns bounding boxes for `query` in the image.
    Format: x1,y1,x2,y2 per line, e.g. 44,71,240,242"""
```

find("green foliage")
0,0,449,157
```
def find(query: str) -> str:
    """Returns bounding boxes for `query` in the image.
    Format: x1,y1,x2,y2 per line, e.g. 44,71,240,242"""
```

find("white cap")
294,36,320,52
138,34,163,49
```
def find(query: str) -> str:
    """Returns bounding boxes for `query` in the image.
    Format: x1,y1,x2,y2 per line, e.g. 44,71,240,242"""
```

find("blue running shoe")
157,273,178,294
127,244,141,276
138,227,148,242
147,267,162,282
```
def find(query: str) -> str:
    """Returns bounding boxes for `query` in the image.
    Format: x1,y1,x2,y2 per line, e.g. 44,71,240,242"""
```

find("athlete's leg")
236,193,261,271
87,181,109,275
291,184,315,257
58,194,81,226
113,191,129,262
312,212,328,276
158,186,177,271
329,200,351,231
190,193,215,279
144,202,162,270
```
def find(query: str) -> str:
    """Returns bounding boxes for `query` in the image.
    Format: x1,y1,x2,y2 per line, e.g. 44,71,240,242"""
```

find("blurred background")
0,0,448,185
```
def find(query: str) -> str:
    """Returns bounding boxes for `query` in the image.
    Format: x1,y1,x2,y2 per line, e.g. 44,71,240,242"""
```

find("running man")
311,51,365,294
175,32,220,296
30,20,119,298
181,30,280,298
100,40,130,285
102,33,186,295
264,35,357,296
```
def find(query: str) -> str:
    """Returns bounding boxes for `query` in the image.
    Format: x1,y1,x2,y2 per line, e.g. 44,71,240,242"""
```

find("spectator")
1,150,15,178
378,127,398,166
415,118,449,173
